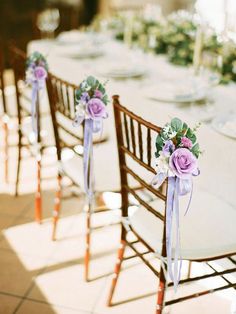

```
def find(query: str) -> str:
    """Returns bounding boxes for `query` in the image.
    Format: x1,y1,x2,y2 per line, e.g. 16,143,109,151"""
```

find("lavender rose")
34,66,47,81
87,98,107,119
169,148,198,179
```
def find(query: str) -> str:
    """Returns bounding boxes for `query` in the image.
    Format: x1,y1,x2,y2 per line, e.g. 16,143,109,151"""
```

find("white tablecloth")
27,38,236,210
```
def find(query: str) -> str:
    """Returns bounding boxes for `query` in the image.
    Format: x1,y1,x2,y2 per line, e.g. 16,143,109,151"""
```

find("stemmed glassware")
199,50,223,87
190,50,223,122
36,8,60,39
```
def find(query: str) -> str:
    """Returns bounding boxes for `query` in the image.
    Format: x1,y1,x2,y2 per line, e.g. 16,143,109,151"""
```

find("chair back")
9,45,49,144
0,47,7,115
113,95,168,255
8,45,27,124
46,72,83,161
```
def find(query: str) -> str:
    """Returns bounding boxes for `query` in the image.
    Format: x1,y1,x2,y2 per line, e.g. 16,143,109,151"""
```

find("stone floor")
0,122,236,314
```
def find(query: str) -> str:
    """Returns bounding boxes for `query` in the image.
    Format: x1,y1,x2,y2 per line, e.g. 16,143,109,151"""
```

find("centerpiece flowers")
91,10,236,83
26,51,48,135
152,117,201,289
73,76,109,200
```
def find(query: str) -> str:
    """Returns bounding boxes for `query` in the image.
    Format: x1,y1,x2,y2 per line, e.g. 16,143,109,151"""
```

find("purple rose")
162,140,175,156
181,137,192,149
169,148,198,179
87,98,107,119
34,66,47,81
94,89,103,99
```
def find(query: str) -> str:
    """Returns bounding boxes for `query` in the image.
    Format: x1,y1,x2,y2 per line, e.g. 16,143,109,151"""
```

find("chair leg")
35,158,42,223
84,203,92,282
15,133,22,197
107,240,126,306
156,266,166,314
4,122,8,183
187,261,192,279
52,174,62,241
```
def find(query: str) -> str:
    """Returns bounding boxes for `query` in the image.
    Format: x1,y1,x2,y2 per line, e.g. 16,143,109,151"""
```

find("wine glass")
200,51,223,87
36,8,60,39
189,51,222,122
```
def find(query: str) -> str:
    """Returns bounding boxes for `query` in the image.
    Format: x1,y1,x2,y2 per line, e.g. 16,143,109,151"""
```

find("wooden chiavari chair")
108,95,236,313
47,72,120,281
9,44,54,222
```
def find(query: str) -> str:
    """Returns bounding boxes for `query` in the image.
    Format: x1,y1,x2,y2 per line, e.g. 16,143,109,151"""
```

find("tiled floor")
0,123,236,314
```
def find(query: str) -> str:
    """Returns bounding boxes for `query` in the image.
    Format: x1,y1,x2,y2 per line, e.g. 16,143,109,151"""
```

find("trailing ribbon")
28,77,46,138
152,171,194,291
74,116,103,203
31,81,39,136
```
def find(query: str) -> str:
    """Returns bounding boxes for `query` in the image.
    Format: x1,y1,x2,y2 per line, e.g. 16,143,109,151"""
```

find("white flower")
26,68,34,83
162,124,177,139
75,103,86,116
81,81,91,91
155,151,170,174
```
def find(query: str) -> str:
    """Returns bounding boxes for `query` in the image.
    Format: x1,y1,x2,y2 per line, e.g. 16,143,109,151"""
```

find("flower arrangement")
163,11,197,66
26,51,48,87
74,76,108,127
73,76,109,201
25,51,48,136
91,11,236,84
155,117,201,180
152,117,201,289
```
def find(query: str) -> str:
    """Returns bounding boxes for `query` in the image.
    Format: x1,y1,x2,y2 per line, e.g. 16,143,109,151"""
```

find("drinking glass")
200,51,223,87
36,8,60,39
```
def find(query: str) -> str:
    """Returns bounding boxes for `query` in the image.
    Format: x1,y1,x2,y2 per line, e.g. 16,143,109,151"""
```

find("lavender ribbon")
74,116,103,203
31,81,39,135
152,172,193,290
29,78,46,137
83,119,94,201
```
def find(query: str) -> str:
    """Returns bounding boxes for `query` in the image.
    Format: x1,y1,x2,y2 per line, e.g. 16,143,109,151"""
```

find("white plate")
99,64,147,78
56,45,104,59
144,81,207,103
190,103,216,122
57,31,106,45
212,113,236,139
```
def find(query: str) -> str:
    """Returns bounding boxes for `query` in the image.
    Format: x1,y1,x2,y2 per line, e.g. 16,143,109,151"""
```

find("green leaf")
183,122,188,131
191,143,200,158
156,135,164,147
102,95,108,105
98,83,105,94
171,117,182,131
75,89,82,100
86,76,97,87
186,128,196,144
155,135,164,157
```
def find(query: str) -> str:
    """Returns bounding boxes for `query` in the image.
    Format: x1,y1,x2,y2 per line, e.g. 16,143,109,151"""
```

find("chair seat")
19,85,50,115
0,84,49,118
61,141,121,192
129,189,236,261
21,115,55,147
0,85,18,117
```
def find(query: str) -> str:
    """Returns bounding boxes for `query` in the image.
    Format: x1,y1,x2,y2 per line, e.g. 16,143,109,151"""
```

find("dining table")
27,33,236,215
